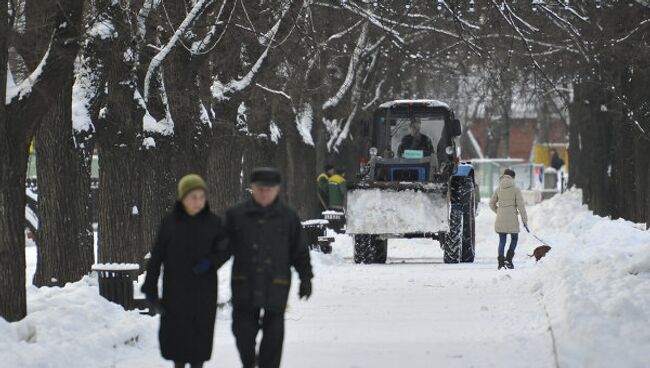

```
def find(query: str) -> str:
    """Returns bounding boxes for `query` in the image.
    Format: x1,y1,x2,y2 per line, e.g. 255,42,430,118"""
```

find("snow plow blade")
346,182,449,235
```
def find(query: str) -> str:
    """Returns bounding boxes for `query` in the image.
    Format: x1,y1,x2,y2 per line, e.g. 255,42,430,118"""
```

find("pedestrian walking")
141,174,228,368
327,168,347,211
224,167,313,368
489,169,528,270
550,149,565,171
316,164,335,210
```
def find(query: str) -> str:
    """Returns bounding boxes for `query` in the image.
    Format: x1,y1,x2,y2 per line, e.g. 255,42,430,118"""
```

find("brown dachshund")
528,245,552,262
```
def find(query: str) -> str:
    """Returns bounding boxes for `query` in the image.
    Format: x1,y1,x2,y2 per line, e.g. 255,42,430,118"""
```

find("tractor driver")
397,117,434,158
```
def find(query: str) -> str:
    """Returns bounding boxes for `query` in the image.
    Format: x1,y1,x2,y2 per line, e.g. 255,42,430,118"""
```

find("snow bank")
527,190,650,368
0,277,157,367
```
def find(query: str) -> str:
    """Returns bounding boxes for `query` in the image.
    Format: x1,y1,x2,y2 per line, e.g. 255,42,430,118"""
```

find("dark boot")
505,250,515,269
497,256,505,270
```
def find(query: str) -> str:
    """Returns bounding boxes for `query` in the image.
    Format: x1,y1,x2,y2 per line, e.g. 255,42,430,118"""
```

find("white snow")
526,190,650,368
0,277,155,367
236,102,249,134
136,89,174,136
378,99,450,109
210,16,284,101
301,219,329,226
294,103,314,146
143,0,210,101
91,263,140,271
88,18,116,40
25,206,39,231
5,189,650,367
346,188,449,234
269,121,282,144
322,23,368,111
199,102,212,128
142,137,156,149
6,45,51,105
71,56,98,133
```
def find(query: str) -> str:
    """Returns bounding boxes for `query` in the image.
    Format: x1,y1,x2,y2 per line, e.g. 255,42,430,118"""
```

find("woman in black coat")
141,174,228,368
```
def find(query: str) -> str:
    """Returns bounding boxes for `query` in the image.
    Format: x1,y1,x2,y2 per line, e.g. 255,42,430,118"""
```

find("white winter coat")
489,175,528,234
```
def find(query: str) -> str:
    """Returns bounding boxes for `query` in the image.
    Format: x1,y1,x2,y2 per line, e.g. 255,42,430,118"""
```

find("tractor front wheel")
354,235,387,264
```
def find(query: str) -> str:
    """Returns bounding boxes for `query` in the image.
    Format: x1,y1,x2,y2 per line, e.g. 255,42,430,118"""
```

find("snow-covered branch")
211,11,286,101
143,0,214,102
136,0,161,40
255,83,292,101
322,22,368,110
340,3,405,44
5,39,52,105
191,0,235,54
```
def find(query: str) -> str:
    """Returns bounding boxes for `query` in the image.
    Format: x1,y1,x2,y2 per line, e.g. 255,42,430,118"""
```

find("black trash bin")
302,219,334,254
92,263,140,310
323,210,345,233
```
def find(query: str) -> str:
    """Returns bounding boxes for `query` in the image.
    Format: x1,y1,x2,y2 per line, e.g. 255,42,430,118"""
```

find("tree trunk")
0,146,29,321
92,2,149,264
95,63,144,263
0,0,83,321
206,129,244,213
140,135,175,262
33,88,94,286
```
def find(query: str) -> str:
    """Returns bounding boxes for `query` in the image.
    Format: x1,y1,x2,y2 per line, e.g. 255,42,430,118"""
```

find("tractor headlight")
445,146,455,156
369,147,378,157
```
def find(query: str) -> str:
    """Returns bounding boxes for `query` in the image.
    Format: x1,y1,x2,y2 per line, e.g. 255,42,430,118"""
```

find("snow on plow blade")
346,183,449,235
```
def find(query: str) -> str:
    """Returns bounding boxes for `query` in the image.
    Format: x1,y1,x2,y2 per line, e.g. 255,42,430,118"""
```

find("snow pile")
527,190,650,368
0,277,157,367
346,188,448,234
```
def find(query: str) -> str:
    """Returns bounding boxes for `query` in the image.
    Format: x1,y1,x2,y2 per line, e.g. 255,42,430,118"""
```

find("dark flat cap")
250,167,282,187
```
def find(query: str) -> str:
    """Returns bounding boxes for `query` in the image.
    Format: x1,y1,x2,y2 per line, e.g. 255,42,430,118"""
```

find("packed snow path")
6,190,650,367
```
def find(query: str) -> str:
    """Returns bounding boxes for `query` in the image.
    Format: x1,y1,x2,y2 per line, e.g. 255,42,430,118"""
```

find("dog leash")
525,225,550,246
530,232,549,245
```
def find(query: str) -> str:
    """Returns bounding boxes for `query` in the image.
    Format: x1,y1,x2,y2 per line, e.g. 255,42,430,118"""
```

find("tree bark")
94,3,145,263
33,91,95,286
0,0,84,321
206,127,244,213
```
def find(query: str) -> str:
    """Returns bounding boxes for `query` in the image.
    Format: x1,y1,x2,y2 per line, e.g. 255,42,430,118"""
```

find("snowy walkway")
5,190,650,367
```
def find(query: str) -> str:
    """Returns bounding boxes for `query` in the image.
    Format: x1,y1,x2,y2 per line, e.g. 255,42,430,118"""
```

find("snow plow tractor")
348,100,478,264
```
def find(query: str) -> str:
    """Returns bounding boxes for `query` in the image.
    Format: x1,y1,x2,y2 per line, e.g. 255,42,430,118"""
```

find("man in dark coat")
142,174,228,368
224,167,313,368
397,118,434,157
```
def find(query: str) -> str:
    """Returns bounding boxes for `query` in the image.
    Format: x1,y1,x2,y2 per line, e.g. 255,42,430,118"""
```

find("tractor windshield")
389,113,445,158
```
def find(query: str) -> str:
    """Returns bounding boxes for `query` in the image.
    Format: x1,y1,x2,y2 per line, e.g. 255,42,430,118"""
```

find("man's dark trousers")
233,306,285,368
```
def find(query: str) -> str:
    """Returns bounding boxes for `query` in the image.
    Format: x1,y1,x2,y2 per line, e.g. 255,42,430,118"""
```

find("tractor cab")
366,100,462,184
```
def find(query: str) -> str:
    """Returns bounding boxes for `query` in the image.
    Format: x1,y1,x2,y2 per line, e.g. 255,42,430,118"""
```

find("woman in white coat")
489,169,528,269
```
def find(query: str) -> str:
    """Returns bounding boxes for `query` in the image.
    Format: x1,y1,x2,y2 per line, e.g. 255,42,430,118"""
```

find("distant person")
142,174,228,368
397,118,434,157
550,149,565,171
489,169,528,270
316,164,335,210
328,168,347,211
224,167,313,368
